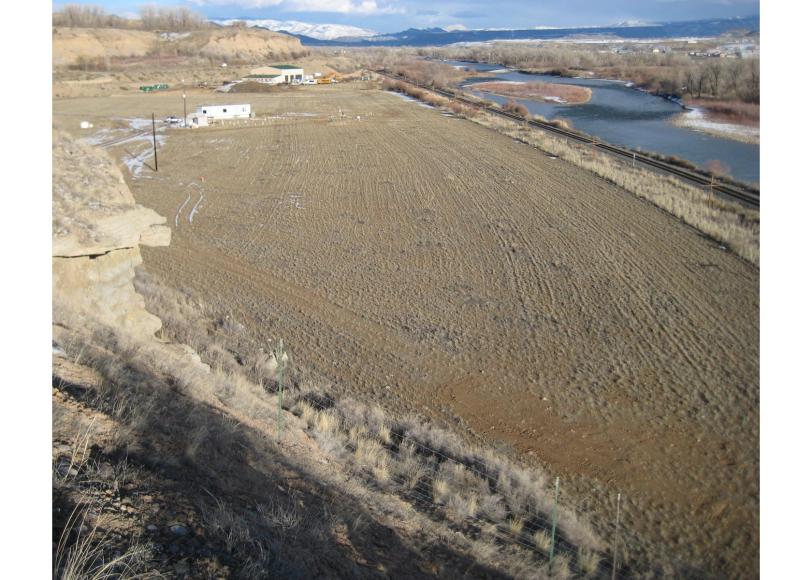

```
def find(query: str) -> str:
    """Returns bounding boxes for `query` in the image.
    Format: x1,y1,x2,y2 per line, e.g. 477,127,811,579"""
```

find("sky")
54,0,760,33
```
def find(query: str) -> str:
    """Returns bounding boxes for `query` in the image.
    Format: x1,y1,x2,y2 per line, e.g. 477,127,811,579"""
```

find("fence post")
277,357,284,441
548,476,560,573
151,113,158,172
612,492,622,580
275,339,288,442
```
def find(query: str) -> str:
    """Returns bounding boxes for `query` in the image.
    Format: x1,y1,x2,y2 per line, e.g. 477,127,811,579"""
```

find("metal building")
195,104,251,120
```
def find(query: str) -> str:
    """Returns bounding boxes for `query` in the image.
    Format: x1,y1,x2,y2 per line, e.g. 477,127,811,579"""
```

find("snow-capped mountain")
611,20,662,28
213,19,378,41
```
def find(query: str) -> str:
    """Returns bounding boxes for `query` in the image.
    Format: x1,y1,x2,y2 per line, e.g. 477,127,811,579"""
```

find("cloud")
287,0,401,13
450,10,486,19
192,0,402,14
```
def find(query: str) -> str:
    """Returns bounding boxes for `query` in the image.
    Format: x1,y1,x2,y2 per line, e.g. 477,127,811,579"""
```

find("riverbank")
674,106,759,144
465,80,592,104
441,58,759,183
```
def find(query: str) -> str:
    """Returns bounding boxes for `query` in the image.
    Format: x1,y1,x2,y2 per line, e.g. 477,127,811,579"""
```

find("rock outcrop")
52,131,170,339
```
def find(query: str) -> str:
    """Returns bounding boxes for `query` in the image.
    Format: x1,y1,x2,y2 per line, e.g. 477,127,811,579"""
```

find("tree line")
422,44,759,104
53,4,208,32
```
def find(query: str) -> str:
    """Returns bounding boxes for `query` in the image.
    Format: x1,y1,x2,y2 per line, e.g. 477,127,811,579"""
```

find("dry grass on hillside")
53,269,616,579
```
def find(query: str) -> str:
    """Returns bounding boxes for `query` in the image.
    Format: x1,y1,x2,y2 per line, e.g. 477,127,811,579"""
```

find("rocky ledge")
52,130,171,339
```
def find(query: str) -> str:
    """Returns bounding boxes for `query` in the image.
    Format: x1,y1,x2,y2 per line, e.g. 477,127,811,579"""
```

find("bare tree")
53,4,129,28
138,5,207,31
705,61,723,97
696,66,709,99
683,68,697,97
745,58,760,103
725,60,744,99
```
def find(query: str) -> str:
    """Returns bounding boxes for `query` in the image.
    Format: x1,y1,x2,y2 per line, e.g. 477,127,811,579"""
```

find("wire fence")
272,383,630,579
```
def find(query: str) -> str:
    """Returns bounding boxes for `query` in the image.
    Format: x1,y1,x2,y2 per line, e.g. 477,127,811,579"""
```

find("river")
445,60,759,185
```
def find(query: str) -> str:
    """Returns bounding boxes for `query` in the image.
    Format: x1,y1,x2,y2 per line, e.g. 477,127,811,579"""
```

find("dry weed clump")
314,410,340,434
502,99,531,118
432,478,451,504
507,516,525,537
534,529,553,552
447,493,479,521
292,400,317,426
577,548,602,578
54,503,152,580
551,553,574,579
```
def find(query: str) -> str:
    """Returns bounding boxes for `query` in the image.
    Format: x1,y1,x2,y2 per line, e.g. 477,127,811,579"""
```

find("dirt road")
55,85,759,576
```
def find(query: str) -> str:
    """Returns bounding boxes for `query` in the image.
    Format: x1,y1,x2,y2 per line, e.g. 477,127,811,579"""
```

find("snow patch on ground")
385,91,436,108
675,108,759,144
127,118,154,131
189,193,205,223
175,192,192,227
121,134,165,177
83,127,121,145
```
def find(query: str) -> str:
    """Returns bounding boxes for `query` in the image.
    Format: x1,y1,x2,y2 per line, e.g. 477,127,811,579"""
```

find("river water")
445,60,759,185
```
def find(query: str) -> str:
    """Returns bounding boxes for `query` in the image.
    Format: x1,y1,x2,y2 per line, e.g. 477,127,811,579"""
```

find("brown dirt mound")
53,27,156,66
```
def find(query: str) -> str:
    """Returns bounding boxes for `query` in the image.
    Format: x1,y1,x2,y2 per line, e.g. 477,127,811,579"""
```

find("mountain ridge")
279,14,759,46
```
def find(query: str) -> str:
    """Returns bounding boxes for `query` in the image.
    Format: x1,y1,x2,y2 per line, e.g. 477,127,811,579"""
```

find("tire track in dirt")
112,86,758,578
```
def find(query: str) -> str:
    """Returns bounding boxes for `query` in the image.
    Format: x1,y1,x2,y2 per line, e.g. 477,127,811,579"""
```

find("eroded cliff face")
52,131,171,339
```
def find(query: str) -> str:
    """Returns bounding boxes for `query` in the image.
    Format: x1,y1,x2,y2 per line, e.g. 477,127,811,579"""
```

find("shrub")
501,99,530,118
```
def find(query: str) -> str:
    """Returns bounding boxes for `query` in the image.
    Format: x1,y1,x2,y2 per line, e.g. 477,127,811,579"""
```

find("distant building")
195,104,251,120
186,113,208,127
243,74,285,85
245,64,304,84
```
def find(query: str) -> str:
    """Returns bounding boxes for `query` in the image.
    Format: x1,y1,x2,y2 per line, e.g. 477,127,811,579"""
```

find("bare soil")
54,83,759,577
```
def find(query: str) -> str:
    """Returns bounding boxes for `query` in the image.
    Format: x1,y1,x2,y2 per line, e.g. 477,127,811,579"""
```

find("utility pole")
151,113,158,172
548,476,560,573
611,493,622,580
182,92,187,127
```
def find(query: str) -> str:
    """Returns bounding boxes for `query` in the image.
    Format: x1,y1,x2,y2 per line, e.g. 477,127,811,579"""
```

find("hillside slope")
52,130,610,579
53,26,306,66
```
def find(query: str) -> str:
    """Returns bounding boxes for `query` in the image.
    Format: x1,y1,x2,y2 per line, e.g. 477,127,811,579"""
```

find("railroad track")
377,70,760,209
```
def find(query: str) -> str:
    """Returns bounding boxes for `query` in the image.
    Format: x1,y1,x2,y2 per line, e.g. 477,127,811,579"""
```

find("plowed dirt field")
55,84,759,576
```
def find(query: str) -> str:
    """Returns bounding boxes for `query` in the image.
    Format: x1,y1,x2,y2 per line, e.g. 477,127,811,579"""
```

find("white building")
185,113,209,128
244,64,304,85
243,74,285,85
196,104,251,120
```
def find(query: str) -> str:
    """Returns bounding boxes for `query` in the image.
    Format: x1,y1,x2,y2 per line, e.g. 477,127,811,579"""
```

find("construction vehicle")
139,83,170,92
